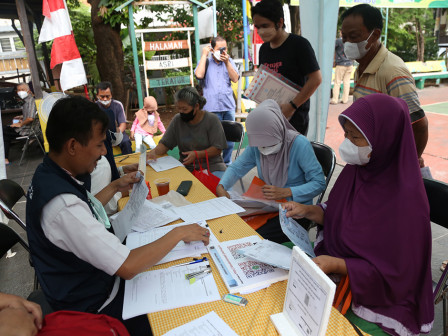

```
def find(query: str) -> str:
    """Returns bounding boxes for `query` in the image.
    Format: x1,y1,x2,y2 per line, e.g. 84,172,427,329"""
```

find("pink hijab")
245,99,298,187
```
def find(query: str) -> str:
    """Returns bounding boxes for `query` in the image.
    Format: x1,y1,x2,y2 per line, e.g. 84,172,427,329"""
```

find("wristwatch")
289,100,298,110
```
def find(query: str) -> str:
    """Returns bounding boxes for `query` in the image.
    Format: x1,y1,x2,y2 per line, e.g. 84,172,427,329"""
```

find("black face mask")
180,109,195,122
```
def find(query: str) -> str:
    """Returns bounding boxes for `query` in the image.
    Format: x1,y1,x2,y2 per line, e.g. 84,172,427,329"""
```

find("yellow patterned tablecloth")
116,153,368,336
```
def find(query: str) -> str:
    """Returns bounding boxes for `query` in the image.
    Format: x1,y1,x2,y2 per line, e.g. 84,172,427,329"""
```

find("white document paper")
132,200,179,232
237,239,292,270
110,172,148,242
228,190,277,217
208,236,289,294
148,155,184,172
270,247,336,336
244,65,300,105
126,221,217,265
162,311,238,336
139,145,147,181
174,197,245,223
123,261,221,319
279,205,316,258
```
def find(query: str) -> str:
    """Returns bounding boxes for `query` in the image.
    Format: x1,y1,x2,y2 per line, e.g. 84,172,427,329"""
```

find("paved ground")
1,85,448,334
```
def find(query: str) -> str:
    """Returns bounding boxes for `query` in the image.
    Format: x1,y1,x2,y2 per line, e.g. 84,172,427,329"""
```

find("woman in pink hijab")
284,94,434,336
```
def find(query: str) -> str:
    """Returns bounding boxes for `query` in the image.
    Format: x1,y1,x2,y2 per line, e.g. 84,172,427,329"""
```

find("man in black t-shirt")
252,0,321,134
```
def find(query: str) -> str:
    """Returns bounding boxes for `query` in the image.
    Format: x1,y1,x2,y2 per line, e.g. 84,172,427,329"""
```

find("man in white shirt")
26,96,210,335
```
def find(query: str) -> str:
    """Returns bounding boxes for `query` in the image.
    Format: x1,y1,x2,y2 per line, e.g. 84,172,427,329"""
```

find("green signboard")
148,75,191,88
291,0,448,7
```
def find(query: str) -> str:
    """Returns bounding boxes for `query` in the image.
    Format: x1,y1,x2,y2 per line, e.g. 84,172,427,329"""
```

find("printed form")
123,261,220,319
148,155,184,172
162,311,238,336
174,197,244,222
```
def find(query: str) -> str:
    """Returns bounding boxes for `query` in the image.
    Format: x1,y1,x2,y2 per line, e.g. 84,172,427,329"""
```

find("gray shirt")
335,38,353,67
160,111,227,172
19,95,36,135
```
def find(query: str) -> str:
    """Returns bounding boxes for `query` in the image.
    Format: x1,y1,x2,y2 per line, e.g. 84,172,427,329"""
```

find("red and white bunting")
38,0,87,91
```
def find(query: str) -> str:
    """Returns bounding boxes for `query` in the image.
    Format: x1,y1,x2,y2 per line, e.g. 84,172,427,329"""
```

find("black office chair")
0,179,26,231
311,141,336,204
423,178,448,335
0,222,53,317
221,120,245,160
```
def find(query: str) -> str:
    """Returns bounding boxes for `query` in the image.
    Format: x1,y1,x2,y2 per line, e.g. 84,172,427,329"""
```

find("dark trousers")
289,109,309,135
2,125,19,159
256,215,311,244
119,132,133,155
101,279,152,336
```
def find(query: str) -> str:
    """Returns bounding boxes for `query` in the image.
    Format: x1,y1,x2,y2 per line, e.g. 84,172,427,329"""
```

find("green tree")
386,8,438,62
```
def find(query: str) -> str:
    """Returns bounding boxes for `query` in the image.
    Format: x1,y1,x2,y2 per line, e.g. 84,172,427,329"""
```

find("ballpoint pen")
118,155,130,162
185,267,212,284
171,257,208,268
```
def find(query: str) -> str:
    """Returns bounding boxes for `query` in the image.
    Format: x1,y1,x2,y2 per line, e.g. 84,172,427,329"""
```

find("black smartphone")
219,47,226,54
176,180,192,196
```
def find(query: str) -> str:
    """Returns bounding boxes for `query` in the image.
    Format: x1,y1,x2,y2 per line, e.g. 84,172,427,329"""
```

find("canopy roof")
0,0,42,21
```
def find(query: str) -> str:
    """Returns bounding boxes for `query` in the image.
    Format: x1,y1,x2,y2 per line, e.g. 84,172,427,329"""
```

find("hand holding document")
110,172,148,242
162,311,238,336
123,260,220,318
148,155,184,172
244,64,301,105
279,205,315,258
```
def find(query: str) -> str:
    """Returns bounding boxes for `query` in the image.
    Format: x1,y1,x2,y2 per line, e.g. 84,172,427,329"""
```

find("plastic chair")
0,222,53,316
0,179,26,231
311,141,336,204
14,112,45,165
221,120,245,160
423,178,448,335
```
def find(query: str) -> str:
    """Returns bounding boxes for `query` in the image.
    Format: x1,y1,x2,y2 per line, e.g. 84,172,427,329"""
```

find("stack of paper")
126,221,217,265
123,261,220,319
208,235,288,294
162,311,238,336
236,239,293,270
131,200,179,232
148,155,184,172
174,197,245,222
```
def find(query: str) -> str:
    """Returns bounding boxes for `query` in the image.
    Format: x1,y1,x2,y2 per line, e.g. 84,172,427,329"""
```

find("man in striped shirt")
341,4,428,168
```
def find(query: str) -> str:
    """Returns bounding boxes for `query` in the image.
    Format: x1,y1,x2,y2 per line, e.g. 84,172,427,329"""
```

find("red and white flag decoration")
38,0,87,91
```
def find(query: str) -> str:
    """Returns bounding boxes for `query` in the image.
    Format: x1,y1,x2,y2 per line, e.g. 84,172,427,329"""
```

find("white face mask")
213,51,222,61
339,138,372,165
17,91,28,99
259,142,282,156
99,99,111,106
257,27,277,42
343,30,374,60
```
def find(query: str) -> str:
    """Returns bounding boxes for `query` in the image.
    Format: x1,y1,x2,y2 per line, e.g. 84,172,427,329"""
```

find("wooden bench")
406,60,448,89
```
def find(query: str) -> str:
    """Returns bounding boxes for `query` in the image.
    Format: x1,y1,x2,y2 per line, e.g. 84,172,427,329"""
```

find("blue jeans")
213,110,235,165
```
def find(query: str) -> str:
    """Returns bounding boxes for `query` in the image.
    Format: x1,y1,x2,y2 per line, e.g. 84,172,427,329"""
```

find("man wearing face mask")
341,4,429,170
251,0,322,135
95,81,132,155
2,83,36,165
194,36,239,166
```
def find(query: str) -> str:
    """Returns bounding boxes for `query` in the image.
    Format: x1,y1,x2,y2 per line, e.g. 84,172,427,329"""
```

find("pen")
187,270,212,284
171,257,208,268
118,155,130,162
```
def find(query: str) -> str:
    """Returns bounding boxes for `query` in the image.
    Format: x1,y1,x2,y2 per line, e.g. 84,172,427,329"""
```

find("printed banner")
291,0,448,8
144,40,189,51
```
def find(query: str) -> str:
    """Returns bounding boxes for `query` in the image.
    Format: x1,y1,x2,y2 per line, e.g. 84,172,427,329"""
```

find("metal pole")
384,8,389,48
192,5,200,64
15,0,42,98
128,4,144,108
213,0,217,37
242,0,249,89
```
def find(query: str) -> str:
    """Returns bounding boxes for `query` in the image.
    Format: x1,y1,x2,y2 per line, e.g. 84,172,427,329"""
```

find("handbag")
191,150,220,196
38,311,130,336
